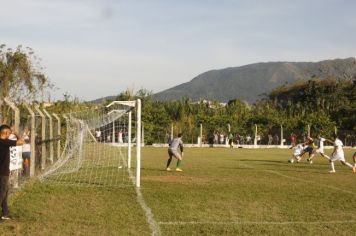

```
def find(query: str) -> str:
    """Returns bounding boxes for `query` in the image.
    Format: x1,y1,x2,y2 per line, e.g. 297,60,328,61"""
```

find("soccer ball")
288,159,294,163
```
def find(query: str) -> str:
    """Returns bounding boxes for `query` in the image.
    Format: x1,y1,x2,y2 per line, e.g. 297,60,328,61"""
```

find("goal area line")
158,220,356,226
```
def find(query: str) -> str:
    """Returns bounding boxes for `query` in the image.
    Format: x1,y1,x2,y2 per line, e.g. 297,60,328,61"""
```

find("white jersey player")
315,133,330,160
288,143,305,163
329,134,353,173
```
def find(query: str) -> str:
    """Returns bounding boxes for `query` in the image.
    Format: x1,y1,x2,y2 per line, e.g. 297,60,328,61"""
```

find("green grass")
1,148,356,235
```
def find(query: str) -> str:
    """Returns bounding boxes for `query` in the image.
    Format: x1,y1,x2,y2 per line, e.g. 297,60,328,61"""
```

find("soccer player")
300,136,316,164
329,134,354,173
309,133,331,162
288,143,305,163
166,133,184,172
352,152,356,173
0,124,24,220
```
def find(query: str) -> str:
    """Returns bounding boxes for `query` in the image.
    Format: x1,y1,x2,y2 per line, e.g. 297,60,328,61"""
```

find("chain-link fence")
0,101,62,190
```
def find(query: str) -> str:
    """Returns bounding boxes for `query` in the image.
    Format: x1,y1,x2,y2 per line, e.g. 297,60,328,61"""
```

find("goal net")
39,100,142,188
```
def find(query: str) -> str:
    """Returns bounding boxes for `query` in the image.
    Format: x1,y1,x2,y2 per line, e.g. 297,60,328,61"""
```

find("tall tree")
0,44,51,121
0,45,50,101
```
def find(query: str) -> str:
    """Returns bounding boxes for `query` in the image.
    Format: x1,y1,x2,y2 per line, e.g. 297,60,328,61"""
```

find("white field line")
116,146,161,236
128,169,161,236
239,163,356,196
158,220,356,226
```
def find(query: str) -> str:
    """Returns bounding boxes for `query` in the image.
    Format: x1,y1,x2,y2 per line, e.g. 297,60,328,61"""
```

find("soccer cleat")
166,167,171,171
329,170,336,173
1,216,12,220
175,168,183,172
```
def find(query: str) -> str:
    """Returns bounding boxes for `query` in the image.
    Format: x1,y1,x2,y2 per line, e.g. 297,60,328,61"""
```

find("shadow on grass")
237,159,284,164
236,159,330,167
219,162,329,174
141,167,168,172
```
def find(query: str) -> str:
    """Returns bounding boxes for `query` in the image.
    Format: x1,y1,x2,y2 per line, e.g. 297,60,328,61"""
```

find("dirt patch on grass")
142,175,211,185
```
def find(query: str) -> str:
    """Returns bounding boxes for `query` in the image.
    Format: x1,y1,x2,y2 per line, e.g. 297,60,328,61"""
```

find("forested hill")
153,58,356,103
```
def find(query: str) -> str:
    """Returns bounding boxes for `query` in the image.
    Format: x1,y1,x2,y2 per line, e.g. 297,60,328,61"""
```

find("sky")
1,0,356,101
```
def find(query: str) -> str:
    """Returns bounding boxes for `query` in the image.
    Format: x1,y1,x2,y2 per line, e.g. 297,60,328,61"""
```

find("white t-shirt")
23,143,31,152
334,138,344,156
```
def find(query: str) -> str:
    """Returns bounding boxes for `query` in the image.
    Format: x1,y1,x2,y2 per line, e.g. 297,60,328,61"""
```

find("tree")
0,44,51,122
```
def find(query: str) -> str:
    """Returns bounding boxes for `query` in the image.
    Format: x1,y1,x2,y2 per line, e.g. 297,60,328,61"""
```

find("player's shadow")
237,159,330,166
226,159,329,174
140,167,166,172
237,159,285,164
220,166,326,174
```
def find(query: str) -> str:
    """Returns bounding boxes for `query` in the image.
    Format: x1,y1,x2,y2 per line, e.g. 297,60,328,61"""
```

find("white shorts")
293,151,301,156
316,148,324,154
330,154,345,162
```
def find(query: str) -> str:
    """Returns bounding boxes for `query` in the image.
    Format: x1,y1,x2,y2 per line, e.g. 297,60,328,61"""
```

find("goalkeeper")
166,133,184,172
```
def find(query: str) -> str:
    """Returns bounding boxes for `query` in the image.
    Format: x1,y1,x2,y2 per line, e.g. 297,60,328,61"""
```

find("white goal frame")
106,99,142,187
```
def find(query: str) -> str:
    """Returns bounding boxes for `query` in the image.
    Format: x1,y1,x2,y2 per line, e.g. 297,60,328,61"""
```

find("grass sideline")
1,147,356,235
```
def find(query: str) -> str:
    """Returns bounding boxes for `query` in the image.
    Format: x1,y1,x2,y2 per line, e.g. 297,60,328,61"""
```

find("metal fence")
0,100,62,189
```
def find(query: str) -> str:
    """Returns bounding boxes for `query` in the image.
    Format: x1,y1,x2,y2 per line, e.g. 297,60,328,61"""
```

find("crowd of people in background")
208,131,355,148
212,131,281,146
95,128,129,143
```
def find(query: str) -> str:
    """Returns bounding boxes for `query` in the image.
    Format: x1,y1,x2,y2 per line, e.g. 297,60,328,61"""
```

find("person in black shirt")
0,124,23,220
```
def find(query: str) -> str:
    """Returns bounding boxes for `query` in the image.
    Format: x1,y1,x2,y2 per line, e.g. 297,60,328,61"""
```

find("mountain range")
153,57,356,103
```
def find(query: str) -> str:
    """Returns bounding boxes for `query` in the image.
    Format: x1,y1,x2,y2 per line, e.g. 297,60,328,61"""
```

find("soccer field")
1,147,356,235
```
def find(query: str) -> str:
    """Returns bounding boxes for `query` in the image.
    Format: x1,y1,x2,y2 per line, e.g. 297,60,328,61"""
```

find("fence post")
4,98,20,188
52,113,61,159
199,123,203,147
43,109,54,164
170,123,174,141
307,124,311,137
3,98,20,132
254,124,258,147
25,104,36,177
34,105,46,170
63,114,69,156
0,99,3,122
280,125,284,147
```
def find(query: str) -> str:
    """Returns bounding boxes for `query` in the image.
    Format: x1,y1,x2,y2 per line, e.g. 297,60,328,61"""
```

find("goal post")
106,99,142,188
39,99,142,188
136,99,141,188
